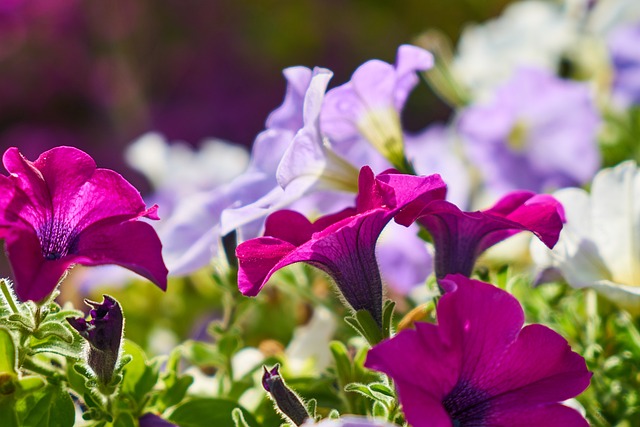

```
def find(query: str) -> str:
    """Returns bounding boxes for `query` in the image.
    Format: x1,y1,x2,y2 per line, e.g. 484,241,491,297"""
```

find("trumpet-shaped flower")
236,166,446,324
395,190,564,279
458,67,600,197
321,44,433,170
0,146,168,301
365,274,591,427
531,161,640,313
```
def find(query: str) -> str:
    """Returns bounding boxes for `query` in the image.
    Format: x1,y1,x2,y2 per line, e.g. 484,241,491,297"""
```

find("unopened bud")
67,295,123,388
262,364,309,426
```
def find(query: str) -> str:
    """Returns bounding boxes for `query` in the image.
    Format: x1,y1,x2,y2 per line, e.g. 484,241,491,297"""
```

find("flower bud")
67,295,123,387
262,364,309,426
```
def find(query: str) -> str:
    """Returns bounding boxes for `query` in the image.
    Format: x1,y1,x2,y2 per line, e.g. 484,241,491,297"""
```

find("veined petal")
266,67,314,131
4,229,74,302
365,275,590,426
73,219,168,291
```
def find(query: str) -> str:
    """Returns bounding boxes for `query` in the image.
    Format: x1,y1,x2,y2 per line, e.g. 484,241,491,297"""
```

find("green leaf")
7,313,35,332
160,375,194,409
182,340,226,369
112,412,136,427
368,383,395,398
0,327,17,374
0,396,19,427
168,398,259,427
17,376,46,396
120,340,159,403
344,310,383,346
16,384,75,427
381,300,396,340
33,321,74,343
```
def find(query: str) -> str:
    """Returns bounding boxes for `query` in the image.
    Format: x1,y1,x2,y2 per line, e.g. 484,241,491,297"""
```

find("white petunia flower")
531,161,640,313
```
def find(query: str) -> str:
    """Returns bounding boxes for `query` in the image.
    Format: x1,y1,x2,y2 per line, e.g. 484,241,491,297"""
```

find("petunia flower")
607,22,640,108
0,146,168,302
531,161,640,313
67,295,124,386
365,274,591,427
236,166,446,325
458,67,600,198
321,44,433,170
395,190,564,279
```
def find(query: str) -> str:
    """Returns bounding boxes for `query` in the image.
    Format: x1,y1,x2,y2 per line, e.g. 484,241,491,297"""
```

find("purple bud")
67,295,123,386
262,364,309,426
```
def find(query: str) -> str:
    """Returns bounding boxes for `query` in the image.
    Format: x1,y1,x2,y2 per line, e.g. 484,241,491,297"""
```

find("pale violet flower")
458,67,600,198
453,1,578,99
531,161,640,313
321,44,433,170
221,67,360,237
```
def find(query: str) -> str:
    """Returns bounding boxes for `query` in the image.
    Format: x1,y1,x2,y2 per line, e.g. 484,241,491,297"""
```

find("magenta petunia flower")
365,274,591,427
236,166,446,324
395,190,564,279
0,146,168,302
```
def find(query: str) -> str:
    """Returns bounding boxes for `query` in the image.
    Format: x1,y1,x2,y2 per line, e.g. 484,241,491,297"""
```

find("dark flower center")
442,380,491,426
37,221,79,260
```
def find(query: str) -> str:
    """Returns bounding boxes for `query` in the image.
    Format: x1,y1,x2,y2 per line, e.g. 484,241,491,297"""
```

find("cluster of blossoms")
3,0,640,426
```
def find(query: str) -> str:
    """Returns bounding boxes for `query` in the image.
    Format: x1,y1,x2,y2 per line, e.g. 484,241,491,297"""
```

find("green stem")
0,280,19,315
21,356,64,382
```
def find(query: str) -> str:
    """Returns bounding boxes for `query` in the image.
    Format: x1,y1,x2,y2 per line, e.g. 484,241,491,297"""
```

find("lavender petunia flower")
608,22,640,107
395,190,564,279
0,146,168,301
236,166,446,324
321,44,433,170
365,274,591,427
458,67,600,197
67,295,124,386
222,67,360,237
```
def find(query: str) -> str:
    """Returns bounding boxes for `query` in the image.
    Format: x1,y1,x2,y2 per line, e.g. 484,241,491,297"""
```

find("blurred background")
0,0,511,191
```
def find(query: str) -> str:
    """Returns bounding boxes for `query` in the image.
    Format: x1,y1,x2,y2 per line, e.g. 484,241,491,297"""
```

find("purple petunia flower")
138,413,178,427
365,274,591,427
458,67,600,197
321,44,433,170
0,146,168,301
236,166,446,324
608,22,640,107
67,295,124,386
395,190,564,279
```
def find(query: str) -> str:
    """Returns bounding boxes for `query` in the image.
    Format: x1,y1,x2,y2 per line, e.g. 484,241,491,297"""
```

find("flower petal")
74,220,168,291
4,229,74,302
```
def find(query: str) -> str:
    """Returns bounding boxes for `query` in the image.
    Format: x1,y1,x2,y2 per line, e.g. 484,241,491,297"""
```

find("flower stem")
0,279,19,315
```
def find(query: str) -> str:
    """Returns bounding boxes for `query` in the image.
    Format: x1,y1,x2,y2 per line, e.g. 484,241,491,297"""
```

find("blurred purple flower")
608,23,640,107
138,413,178,427
395,190,565,279
458,67,600,197
405,124,470,209
236,166,446,324
67,295,123,385
0,146,167,301
321,44,433,170
365,274,591,427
